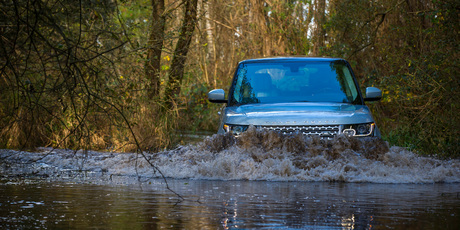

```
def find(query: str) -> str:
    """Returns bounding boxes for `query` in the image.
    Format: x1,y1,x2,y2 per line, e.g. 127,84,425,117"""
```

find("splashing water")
1,127,459,183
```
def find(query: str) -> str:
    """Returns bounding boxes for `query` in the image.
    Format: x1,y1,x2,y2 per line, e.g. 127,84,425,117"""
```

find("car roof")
239,56,345,64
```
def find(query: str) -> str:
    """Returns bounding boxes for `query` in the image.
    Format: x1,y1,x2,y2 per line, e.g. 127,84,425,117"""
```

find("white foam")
1,130,459,183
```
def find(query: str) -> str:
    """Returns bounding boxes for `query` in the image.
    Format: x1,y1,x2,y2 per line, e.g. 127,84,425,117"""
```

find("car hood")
224,102,374,126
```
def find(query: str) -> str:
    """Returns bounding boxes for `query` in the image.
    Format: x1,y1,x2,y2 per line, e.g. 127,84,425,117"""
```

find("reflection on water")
1,179,459,229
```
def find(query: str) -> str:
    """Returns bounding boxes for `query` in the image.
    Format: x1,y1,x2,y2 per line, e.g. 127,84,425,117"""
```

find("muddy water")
1,180,459,229
1,129,459,229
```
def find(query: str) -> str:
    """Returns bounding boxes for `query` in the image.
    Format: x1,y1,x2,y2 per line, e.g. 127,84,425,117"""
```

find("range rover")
208,57,382,138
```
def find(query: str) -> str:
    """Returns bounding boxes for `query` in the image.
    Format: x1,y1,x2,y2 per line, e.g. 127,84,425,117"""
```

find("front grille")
259,125,340,137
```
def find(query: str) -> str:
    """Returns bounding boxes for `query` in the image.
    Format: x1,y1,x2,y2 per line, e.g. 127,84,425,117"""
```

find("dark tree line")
1,0,125,149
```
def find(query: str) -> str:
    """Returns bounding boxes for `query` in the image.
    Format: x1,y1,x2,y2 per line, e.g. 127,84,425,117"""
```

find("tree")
145,0,166,99
0,0,128,149
323,0,459,156
162,0,199,109
312,0,326,56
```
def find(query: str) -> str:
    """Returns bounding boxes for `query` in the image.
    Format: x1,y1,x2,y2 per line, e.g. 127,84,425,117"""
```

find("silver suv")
208,57,382,138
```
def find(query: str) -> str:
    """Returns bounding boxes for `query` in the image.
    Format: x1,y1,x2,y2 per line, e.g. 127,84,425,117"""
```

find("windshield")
229,60,361,106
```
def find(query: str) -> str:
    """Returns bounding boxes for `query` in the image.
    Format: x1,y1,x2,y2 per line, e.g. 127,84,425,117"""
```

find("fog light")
342,123,375,137
223,124,249,135
343,129,356,136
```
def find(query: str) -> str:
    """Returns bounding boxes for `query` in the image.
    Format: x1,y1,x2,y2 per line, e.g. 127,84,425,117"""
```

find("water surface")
1,179,459,229
1,131,459,229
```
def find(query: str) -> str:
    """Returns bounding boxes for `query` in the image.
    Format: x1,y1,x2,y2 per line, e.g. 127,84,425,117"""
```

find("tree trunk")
164,0,199,109
312,0,326,56
204,0,217,87
204,0,215,61
145,0,165,99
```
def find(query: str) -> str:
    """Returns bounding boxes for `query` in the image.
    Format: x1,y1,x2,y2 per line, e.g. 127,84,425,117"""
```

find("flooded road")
1,130,459,229
1,179,459,229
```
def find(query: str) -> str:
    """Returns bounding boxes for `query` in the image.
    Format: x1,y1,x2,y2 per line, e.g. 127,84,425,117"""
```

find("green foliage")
179,82,221,132
116,0,151,48
323,0,459,157
0,0,457,158
0,0,171,151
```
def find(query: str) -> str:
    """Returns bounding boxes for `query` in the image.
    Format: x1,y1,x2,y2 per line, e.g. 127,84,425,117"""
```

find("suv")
208,57,382,138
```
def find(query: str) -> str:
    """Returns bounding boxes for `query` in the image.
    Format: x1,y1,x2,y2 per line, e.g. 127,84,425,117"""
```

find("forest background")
0,0,458,158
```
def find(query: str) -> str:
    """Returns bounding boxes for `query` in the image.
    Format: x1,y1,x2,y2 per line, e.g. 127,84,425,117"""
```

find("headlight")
342,123,375,137
223,124,249,135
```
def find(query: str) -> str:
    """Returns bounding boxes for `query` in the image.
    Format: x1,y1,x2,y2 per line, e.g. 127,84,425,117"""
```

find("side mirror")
208,89,227,103
364,87,382,101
